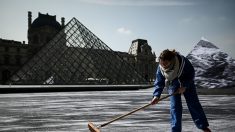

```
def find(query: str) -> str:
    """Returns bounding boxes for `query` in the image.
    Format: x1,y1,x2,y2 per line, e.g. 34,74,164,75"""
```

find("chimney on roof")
61,17,65,27
28,11,32,28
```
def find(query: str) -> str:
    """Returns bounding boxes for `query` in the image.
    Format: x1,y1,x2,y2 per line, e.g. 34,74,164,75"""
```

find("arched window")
4,55,10,65
2,70,11,84
46,36,51,43
33,35,39,44
145,49,148,55
5,47,9,52
16,55,22,65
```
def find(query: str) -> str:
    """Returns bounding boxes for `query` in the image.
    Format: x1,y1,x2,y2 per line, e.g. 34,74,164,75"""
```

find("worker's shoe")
202,127,211,132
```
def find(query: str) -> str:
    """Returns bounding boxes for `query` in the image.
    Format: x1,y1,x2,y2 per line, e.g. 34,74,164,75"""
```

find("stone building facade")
0,12,157,84
0,39,29,84
0,11,64,84
118,39,157,82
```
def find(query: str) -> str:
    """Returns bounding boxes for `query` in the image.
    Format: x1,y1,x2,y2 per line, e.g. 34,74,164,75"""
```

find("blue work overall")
168,80,209,132
153,54,209,132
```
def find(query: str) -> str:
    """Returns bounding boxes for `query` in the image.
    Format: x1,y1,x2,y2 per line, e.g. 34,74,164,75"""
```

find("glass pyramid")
9,18,147,85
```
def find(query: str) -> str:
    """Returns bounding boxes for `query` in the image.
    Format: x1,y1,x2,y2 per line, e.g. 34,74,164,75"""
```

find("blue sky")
1,0,235,58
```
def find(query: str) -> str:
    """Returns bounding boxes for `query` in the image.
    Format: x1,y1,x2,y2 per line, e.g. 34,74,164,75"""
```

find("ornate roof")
31,13,61,29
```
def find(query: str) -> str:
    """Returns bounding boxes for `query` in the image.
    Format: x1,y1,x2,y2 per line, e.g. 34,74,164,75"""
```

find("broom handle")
100,92,177,128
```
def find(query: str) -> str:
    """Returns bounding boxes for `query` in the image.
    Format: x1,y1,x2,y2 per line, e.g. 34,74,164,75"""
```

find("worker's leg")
183,83,209,130
170,94,182,132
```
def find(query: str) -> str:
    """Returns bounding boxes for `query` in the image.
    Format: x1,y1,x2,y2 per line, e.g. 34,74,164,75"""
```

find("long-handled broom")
88,92,177,132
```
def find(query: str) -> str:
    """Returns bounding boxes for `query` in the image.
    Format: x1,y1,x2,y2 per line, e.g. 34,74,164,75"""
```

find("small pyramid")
9,18,147,85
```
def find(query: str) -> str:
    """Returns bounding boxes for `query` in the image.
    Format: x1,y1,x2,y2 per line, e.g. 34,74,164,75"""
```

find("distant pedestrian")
151,49,211,132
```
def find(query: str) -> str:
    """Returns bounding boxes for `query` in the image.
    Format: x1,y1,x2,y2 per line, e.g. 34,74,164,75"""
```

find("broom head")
88,122,100,132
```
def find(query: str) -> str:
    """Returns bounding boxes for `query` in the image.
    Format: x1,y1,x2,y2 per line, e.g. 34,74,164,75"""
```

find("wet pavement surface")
0,88,235,132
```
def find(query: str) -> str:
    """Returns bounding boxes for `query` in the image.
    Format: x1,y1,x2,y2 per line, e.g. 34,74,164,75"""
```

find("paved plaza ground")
0,88,235,132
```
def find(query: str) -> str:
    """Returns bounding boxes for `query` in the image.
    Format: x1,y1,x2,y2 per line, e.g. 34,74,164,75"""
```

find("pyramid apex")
200,37,209,42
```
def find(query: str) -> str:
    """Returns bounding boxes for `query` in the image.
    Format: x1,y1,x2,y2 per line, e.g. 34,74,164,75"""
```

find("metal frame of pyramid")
8,18,147,85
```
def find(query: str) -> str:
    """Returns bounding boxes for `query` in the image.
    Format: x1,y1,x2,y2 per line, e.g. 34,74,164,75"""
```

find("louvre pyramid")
9,18,147,85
